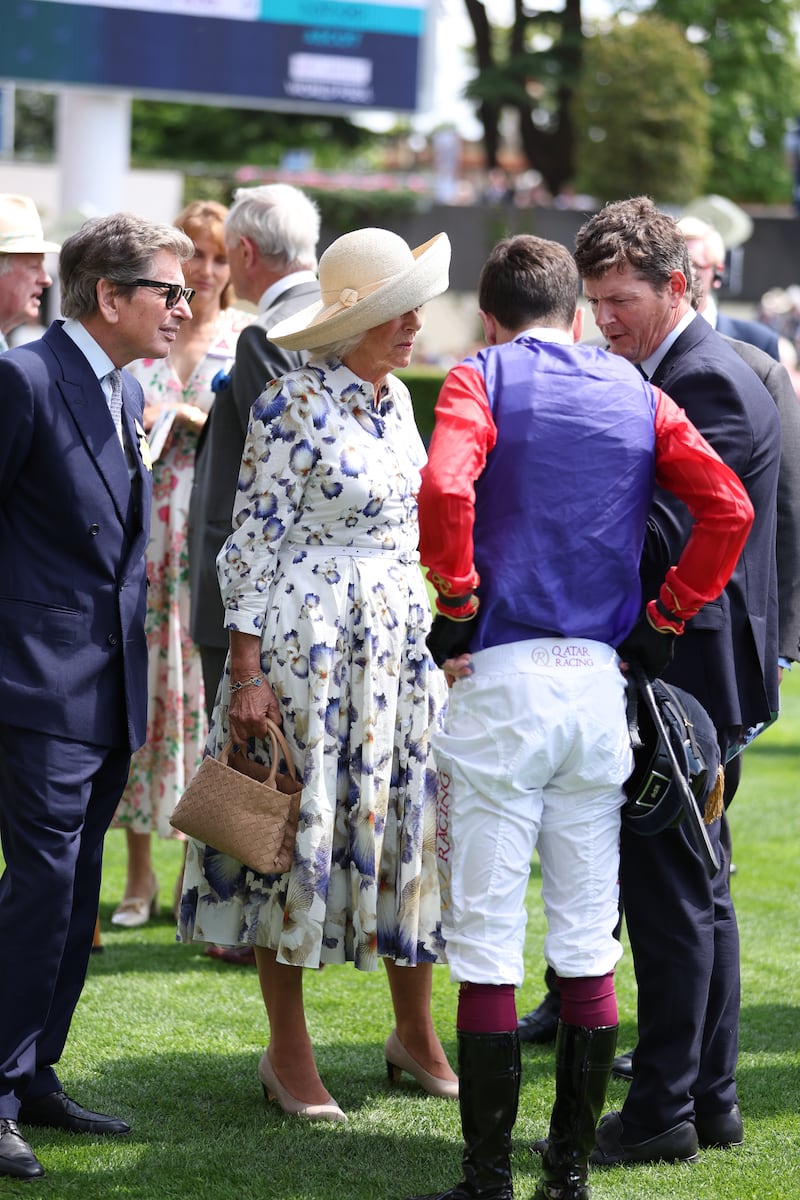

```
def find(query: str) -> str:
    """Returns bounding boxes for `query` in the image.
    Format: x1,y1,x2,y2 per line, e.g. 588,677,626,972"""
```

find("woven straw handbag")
170,719,301,874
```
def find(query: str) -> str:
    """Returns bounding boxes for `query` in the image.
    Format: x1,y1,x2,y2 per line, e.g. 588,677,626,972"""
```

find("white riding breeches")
434,638,631,988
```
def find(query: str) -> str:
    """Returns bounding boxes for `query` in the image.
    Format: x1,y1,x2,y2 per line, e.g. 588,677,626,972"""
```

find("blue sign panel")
0,0,427,113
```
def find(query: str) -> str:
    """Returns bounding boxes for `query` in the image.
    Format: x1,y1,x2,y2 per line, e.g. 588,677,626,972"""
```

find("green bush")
396,367,446,442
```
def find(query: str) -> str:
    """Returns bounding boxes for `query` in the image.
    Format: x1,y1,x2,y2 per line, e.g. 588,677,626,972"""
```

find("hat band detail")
310,275,389,329
320,272,386,308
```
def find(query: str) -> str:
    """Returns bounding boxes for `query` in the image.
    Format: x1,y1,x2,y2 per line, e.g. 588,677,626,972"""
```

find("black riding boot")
406,1030,521,1200
533,1022,618,1200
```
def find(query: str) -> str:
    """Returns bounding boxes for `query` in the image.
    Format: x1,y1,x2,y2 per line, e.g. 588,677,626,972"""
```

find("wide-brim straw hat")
0,194,61,254
268,227,451,351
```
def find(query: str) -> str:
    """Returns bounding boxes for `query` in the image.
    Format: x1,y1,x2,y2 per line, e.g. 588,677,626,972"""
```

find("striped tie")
107,369,124,445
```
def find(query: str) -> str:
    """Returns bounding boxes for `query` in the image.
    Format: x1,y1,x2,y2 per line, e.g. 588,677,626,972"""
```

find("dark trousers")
619,749,742,1135
0,724,130,1118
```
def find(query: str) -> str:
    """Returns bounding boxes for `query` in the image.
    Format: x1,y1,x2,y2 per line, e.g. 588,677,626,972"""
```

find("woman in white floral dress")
179,228,456,1120
111,201,253,927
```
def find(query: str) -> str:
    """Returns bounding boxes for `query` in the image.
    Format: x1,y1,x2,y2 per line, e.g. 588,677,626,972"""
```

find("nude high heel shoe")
257,1051,348,1123
384,1029,459,1099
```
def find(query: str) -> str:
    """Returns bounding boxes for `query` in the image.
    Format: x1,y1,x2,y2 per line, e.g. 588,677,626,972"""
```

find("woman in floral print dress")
111,201,253,927
178,228,456,1120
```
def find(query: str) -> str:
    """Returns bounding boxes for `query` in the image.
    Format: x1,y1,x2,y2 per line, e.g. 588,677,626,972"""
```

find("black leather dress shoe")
518,992,560,1045
20,1091,131,1135
696,1104,744,1148
590,1110,699,1166
0,1118,45,1179
611,1049,634,1081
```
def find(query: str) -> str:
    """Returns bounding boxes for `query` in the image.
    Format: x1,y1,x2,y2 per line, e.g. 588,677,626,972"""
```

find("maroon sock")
557,973,618,1027
456,982,518,1033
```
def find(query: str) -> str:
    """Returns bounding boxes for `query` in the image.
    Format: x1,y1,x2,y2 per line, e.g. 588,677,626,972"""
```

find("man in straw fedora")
0,193,60,352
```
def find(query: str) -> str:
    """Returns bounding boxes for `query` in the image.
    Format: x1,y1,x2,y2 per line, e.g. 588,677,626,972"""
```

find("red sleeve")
650,388,754,626
418,363,497,609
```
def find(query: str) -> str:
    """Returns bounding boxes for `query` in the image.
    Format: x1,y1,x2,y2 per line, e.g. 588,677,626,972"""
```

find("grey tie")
107,369,124,445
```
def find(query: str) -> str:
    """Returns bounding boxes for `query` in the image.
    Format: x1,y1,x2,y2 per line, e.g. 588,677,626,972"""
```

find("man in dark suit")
720,336,800,672
571,196,781,1166
599,335,800,1085
680,214,800,672
0,213,194,1180
605,343,800,1078
188,183,321,719
678,215,781,361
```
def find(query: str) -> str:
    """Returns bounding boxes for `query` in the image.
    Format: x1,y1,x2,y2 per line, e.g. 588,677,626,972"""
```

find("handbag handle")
220,718,298,788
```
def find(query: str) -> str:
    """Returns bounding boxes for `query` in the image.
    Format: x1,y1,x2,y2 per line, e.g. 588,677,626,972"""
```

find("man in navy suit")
0,213,194,1179
571,196,781,1166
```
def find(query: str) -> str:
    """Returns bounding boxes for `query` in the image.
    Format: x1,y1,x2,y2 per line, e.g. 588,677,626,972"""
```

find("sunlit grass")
2,674,797,1198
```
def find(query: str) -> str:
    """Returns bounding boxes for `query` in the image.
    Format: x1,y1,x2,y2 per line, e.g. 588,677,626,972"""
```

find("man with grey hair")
0,193,60,352
0,212,193,1180
678,215,781,360
188,184,321,770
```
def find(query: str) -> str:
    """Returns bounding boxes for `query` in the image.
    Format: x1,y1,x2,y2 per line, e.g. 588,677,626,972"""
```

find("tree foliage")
7,88,377,172
10,88,55,159
130,100,374,170
649,0,800,203
574,15,711,204
462,0,799,205
464,0,583,196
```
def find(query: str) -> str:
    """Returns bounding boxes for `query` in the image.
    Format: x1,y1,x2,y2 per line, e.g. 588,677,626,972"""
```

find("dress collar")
311,355,396,435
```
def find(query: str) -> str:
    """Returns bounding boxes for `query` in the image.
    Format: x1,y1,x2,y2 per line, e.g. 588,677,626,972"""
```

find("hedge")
396,366,447,443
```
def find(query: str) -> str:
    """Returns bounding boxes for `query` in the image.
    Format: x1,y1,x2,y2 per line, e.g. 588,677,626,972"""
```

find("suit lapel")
58,376,135,528
45,324,137,530
650,317,714,389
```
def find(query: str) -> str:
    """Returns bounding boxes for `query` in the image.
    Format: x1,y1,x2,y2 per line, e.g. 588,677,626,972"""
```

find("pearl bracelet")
230,675,263,692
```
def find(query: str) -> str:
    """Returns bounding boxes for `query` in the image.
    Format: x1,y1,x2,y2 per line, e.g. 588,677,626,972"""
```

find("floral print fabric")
178,357,447,969
114,307,253,837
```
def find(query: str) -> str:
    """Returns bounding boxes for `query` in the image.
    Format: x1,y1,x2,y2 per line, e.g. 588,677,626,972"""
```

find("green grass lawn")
2,672,798,1198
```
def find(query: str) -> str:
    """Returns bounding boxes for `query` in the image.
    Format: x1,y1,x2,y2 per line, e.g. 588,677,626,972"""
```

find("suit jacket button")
89,523,100,535
107,633,118,646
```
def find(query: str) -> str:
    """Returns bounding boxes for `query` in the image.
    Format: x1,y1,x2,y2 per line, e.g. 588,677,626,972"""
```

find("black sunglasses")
132,279,196,308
